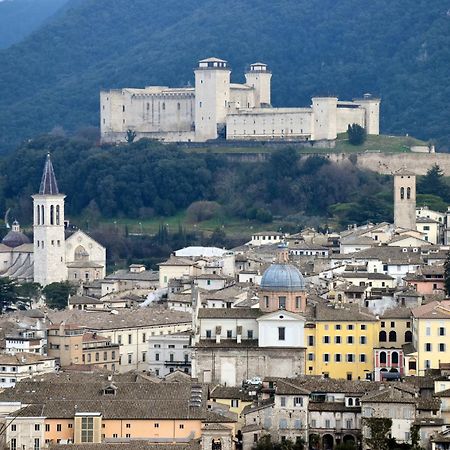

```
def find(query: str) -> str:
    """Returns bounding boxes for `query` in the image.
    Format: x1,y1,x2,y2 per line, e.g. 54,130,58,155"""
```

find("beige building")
47,323,119,371
100,58,380,143
47,308,192,373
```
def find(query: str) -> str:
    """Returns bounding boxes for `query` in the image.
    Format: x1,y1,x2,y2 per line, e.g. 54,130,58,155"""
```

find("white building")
147,332,191,377
100,58,380,144
0,353,56,388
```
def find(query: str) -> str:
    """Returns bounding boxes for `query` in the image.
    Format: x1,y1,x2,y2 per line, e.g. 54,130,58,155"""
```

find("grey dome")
2,230,30,248
260,263,305,292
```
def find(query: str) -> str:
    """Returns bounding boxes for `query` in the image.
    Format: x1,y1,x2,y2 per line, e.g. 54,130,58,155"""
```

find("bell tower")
393,168,416,230
32,154,67,286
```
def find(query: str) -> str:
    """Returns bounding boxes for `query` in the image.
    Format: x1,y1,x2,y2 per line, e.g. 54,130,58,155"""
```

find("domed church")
259,247,307,313
0,154,106,286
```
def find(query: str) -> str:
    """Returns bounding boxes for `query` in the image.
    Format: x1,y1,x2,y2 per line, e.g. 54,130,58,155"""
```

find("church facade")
0,155,106,287
100,57,380,144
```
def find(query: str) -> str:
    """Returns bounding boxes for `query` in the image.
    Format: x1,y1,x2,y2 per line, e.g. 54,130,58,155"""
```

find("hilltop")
0,0,449,151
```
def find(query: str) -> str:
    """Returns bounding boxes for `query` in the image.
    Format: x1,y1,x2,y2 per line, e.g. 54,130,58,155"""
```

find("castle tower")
354,93,381,135
394,168,416,230
194,57,231,141
311,96,338,140
245,62,272,107
32,154,67,286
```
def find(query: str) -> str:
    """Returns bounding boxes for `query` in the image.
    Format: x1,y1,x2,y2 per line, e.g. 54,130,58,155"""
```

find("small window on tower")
162,103,166,110
407,187,411,199
400,187,405,199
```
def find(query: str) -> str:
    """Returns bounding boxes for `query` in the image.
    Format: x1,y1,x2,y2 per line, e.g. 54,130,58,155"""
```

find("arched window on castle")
36,206,40,225
407,187,411,199
41,205,45,225
50,205,54,225
56,205,60,225
400,187,405,199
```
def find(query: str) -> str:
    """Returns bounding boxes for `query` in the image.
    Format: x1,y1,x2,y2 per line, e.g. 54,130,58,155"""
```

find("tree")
15,282,41,306
125,129,137,143
43,281,76,310
444,252,450,296
418,164,449,201
363,417,393,450
253,435,305,450
347,123,367,145
0,277,18,313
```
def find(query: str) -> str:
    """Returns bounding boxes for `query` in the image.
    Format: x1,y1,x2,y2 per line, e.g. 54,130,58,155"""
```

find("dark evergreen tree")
0,277,18,313
43,281,77,310
418,164,449,201
347,124,367,145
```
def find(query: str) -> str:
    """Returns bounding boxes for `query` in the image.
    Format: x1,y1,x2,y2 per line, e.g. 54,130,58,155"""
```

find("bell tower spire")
32,153,67,286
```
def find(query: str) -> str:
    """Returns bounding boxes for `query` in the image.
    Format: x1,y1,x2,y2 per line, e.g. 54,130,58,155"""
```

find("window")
95,352,99,362
10,439,16,450
154,423,159,428
335,336,341,344
389,331,397,342
295,297,301,309
308,353,314,361
247,330,253,339
142,352,147,362
127,354,132,364
118,335,122,345
128,334,132,344
142,333,146,343
346,419,353,429
280,396,286,407
426,326,431,336
308,336,314,346
126,423,131,428
425,343,432,352
294,397,303,407
323,336,330,344
347,324,354,330
81,417,94,443
179,424,185,429
279,296,286,309
11,424,17,432
335,354,341,362
155,353,160,361
360,354,366,363
347,336,354,344
278,327,285,341
439,327,446,336
361,324,366,330
206,330,212,338
391,352,399,364
323,353,330,362
380,351,387,363
346,354,355,362
227,330,232,338
264,296,269,308
379,331,387,342
360,336,366,344
325,419,331,428
35,424,40,431
439,343,446,352
400,187,405,199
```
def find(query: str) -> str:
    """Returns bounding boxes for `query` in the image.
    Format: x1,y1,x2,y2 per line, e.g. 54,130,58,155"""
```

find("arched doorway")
343,435,356,448
322,434,334,450
212,439,222,450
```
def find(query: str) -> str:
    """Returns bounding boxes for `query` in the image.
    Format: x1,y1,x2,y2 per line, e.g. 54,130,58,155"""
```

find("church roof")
2,230,30,248
39,153,59,195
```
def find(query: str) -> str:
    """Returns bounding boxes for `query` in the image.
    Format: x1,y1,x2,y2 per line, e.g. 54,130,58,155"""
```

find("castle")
0,155,106,287
100,57,380,144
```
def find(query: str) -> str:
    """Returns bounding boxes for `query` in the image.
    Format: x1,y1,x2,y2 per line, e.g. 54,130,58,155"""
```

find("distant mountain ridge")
0,0,68,49
0,0,449,151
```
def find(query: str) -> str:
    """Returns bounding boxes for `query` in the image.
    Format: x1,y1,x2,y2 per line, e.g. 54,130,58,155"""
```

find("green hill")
0,0,449,151
0,0,68,49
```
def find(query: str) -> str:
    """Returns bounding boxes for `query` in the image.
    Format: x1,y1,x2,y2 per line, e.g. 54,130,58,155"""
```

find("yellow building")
210,386,253,427
406,300,450,376
305,303,378,380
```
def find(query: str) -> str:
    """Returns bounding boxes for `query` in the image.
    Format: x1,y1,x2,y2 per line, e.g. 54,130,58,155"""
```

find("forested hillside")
0,0,449,151
0,0,68,49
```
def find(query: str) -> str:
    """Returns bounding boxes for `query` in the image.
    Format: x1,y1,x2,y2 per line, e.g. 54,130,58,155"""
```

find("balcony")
163,360,191,367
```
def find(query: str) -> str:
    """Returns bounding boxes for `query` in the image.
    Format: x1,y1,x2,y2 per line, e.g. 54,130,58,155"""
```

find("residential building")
0,353,56,388
148,332,191,377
